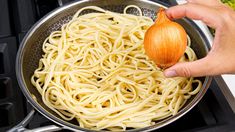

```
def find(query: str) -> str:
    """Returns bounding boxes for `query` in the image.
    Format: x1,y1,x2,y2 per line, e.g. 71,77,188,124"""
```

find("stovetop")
0,0,235,132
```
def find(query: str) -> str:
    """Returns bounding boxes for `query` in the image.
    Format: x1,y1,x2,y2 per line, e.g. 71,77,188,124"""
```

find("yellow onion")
144,8,187,68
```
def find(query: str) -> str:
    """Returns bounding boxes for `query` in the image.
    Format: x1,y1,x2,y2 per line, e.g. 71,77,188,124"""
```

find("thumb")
163,56,215,77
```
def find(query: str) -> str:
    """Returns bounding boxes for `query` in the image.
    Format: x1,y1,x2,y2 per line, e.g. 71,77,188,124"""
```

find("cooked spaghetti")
31,6,202,131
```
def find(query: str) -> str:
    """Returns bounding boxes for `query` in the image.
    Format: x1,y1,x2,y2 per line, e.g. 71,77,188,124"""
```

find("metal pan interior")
16,0,212,131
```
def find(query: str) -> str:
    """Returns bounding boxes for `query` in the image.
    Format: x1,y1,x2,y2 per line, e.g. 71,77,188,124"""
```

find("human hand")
164,0,235,77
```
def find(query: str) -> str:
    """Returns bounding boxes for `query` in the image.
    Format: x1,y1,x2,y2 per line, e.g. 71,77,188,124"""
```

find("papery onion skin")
144,8,187,68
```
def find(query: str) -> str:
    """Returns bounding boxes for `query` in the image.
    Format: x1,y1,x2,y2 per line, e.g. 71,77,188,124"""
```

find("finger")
187,0,221,6
163,56,217,77
166,3,221,28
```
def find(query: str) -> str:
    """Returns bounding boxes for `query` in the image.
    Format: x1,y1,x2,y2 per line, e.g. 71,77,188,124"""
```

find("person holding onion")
145,0,235,77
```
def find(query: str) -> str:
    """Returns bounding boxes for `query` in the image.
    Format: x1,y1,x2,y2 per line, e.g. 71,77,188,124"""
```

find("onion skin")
144,8,187,68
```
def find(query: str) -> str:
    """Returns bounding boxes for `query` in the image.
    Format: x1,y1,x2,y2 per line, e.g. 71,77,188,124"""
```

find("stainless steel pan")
12,0,212,131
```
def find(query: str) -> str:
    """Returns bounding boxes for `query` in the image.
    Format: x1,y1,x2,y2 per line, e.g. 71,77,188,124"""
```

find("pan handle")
7,109,62,132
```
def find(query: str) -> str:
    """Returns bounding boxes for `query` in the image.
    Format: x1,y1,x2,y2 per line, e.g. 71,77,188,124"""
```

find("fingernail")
164,70,177,77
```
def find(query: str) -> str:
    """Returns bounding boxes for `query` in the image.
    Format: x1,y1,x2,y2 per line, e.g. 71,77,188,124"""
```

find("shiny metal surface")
7,110,36,132
7,109,63,132
16,0,212,131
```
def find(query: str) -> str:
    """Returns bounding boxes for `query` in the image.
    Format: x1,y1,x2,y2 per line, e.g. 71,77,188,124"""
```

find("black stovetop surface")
0,0,235,132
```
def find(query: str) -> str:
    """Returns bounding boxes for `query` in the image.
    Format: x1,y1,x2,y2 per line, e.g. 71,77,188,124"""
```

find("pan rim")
16,0,212,131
